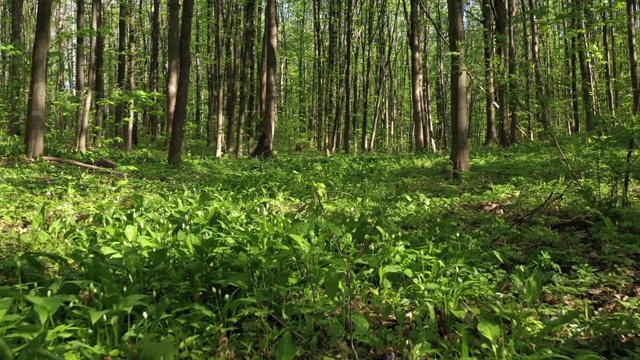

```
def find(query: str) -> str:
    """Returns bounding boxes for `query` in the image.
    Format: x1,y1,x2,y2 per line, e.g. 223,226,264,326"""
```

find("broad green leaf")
0,337,13,360
139,341,178,360
87,310,109,326
351,313,369,331
525,272,542,305
477,320,501,344
324,269,341,299
288,234,310,253
275,331,297,360
124,225,137,242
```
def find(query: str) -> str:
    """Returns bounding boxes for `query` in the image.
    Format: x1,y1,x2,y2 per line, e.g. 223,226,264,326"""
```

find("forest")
1,0,640,358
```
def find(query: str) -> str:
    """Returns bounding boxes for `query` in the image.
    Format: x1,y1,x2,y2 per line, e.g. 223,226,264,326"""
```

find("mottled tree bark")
25,0,53,159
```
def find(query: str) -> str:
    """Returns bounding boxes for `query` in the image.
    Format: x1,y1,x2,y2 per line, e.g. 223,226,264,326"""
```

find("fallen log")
42,156,122,174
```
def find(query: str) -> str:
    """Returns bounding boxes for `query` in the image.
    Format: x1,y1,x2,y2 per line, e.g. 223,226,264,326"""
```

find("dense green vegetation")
1,134,639,359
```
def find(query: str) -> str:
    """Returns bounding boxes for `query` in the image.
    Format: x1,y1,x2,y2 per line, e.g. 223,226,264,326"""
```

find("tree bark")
528,0,550,131
124,0,135,153
166,0,180,147
8,0,24,136
627,0,640,115
93,1,105,147
251,0,277,158
215,0,225,157
575,0,596,131
149,0,160,141
77,0,98,152
482,0,497,145
409,0,425,151
168,0,195,165
75,0,86,150
236,0,256,157
25,0,53,159
115,0,127,141
448,0,469,173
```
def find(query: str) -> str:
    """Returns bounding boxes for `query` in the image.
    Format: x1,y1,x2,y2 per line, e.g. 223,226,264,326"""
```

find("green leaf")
124,225,137,242
0,337,13,360
525,272,542,305
87,310,109,326
275,331,297,360
288,234,310,253
323,269,341,299
139,341,178,360
351,313,369,331
477,320,501,344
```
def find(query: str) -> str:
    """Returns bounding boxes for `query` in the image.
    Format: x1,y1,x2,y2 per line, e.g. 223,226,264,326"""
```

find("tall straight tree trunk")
251,0,277,158
409,0,425,151
93,1,105,147
77,0,98,152
520,0,532,139
447,0,469,173
124,0,135,153
482,0,497,145
75,0,86,149
627,0,640,115
236,0,256,157
206,0,215,147
168,0,195,165
214,0,225,158
575,0,596,131
25,0,53,159
149,0,160,141
8,0,24,136
115,0,127,141
343,0,353,154
166,0,180,147
435,0,447,149
508,0,518,143
602,7,615,116
528,0,550,131
225,11,241,153
495,0,509,145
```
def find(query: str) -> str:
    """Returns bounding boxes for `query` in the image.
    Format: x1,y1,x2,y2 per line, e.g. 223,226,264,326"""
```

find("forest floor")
1,134,640,359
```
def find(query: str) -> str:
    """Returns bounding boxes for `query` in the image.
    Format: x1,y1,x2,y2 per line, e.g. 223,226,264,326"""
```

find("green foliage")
0,137,639,359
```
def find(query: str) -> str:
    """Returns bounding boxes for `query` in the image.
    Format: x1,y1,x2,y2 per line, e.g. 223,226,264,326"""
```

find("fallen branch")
42,156,122,174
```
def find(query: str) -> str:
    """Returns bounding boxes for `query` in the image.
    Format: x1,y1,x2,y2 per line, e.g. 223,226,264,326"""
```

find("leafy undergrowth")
1,135,639,359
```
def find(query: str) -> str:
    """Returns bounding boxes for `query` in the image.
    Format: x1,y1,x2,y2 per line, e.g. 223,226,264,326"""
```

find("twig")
492,183,572,243
550,137,583,189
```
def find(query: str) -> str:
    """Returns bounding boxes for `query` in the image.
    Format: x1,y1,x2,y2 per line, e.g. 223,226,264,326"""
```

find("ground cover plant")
1,134,639,359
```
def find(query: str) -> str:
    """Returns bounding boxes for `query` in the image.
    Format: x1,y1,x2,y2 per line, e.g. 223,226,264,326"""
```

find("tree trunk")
8,0,24,136
528,0,550,131
115,0,127,141
93,1,105,147
124,0,135,153
75,0,86,150
602,7,615,116
251,0,277,158
508,0,518,143
236,0,256,157
448,0,469,174
627,0,640,115
77,0,98,152
495,0,509,145
166,0,180,147
482,0,497,145
409,0,425,151
344,0,353,154
149,0,160,141
215,0,225,158
168,0,195,165
225,10,241,153
575,0,596,131
25,0,53,159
